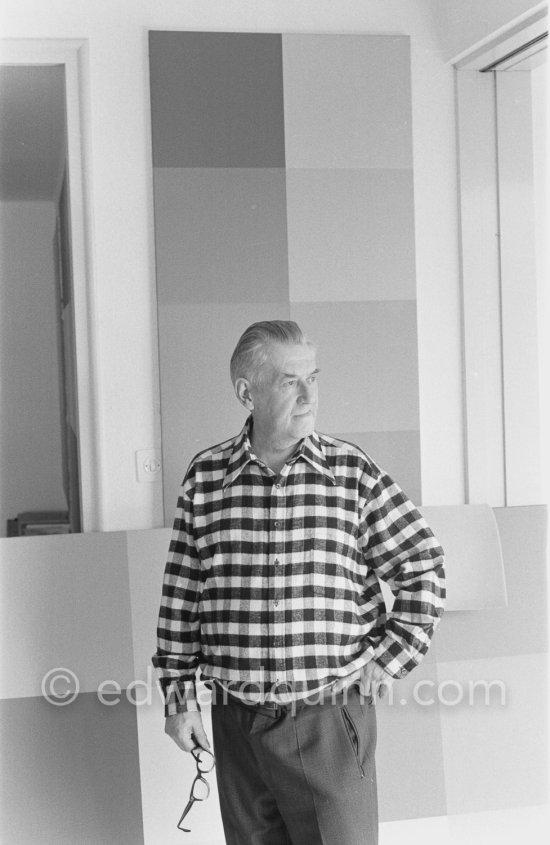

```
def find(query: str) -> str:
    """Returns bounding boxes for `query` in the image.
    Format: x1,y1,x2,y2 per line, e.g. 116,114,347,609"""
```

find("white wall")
0,0,539,530
0,201,67,534
428,0,542,60
532,61,549,504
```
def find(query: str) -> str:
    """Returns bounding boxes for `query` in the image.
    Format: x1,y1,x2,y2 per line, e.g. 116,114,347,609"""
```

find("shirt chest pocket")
194,512,268,568
299,535,364,587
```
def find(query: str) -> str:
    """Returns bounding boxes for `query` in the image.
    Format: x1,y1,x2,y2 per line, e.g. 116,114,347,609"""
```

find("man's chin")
292,413,315,437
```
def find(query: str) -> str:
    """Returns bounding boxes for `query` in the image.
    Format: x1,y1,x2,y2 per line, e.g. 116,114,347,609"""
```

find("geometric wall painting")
149,31,421,521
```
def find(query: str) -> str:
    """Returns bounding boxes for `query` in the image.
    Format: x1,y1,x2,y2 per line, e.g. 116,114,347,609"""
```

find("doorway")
0,63,80,535
0,40,95,535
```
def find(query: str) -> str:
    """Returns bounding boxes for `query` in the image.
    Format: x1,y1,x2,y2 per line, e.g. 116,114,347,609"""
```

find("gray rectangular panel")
0,532,134,699
287,168,416,303
291,300,420,433
283,34,413,169
153,168,289,303
149,31,286,167
0,694,144,844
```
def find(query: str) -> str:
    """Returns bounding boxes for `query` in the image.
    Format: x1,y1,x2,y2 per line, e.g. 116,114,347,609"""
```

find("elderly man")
153,320,445,845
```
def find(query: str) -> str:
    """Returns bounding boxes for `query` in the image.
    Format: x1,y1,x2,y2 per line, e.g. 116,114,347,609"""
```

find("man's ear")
235,377,254,411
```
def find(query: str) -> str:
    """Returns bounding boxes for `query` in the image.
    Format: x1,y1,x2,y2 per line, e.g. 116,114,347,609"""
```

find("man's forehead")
268,342,317,370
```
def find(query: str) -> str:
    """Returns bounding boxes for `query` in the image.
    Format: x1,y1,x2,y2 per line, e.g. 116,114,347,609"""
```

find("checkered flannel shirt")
153,419,445,715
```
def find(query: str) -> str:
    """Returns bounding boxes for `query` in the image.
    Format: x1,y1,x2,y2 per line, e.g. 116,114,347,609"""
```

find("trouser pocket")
341,704,365,778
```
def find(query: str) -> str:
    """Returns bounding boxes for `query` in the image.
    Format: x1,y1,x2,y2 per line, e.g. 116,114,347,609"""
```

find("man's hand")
332,660,394,700
165,711,211,753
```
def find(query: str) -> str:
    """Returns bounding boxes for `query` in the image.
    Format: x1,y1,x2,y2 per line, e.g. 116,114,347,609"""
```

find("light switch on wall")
135,449,162,483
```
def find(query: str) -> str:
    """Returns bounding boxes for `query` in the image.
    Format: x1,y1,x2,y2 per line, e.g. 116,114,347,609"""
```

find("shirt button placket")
271,481,286,682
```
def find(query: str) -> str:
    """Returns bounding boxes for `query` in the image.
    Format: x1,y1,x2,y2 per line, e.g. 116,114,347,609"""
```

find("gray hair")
230,320,312,386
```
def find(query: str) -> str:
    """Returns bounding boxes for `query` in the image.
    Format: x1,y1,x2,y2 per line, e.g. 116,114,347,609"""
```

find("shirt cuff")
372,638,417,680
164,679,199,717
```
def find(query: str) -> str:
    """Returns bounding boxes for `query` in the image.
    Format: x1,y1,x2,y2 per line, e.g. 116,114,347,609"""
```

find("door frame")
451,3,547,506
0,38,99,530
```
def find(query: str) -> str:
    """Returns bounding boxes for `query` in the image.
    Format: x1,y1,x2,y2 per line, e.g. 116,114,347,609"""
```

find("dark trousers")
211,685,378,845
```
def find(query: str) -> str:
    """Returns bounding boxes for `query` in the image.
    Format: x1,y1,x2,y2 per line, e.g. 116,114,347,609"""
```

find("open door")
54,169,82,533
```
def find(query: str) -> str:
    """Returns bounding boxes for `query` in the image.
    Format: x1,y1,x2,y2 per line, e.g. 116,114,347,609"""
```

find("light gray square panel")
153,168,289,304
0,532,134,698
149,31,286,168
286,169,416,303
437,653,548,813
282,34,412,169
290,301,420,433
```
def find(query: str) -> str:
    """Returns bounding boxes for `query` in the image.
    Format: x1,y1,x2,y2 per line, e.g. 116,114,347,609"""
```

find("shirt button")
273,599,279,607
274,559,281,566
399,669,407,677
274,521,281,528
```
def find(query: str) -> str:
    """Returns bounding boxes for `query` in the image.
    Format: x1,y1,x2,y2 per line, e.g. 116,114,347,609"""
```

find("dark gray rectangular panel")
149,31,286,167
0,694,144,844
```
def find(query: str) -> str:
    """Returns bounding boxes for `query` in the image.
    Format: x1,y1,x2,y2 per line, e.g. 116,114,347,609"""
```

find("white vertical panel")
456,70,505,505
531,60,549,506
496,71,542,505
412,39,465,506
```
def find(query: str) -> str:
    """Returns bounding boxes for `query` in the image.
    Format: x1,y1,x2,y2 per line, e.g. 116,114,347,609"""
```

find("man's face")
250,342,319,447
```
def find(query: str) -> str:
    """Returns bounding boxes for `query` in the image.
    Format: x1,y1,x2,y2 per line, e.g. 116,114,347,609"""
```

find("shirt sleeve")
359,468,446,679
152,463,202,716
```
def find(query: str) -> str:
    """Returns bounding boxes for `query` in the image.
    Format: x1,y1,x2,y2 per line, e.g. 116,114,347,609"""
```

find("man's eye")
286,380,297,387
307,375,318,384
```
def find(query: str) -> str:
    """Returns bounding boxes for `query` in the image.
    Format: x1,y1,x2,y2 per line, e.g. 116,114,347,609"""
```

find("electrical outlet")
136,449,163,483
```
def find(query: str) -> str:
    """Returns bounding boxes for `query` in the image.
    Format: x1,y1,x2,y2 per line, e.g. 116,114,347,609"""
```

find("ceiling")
0,64,67,201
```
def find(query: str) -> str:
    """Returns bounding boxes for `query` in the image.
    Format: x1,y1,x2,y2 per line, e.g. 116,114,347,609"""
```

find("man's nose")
298,381,315,403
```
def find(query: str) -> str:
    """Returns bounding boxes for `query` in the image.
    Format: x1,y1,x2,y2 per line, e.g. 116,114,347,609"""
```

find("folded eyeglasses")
177,746,216,833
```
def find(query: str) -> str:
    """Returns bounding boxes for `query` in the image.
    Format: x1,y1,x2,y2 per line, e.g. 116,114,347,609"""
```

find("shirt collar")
222,419,254,489
223,417,336,489
298,430,336,485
